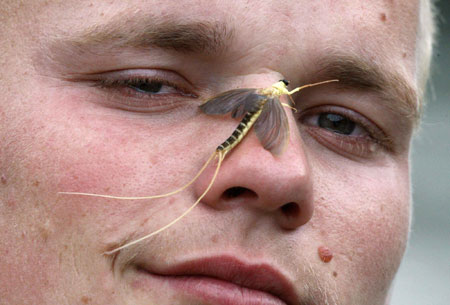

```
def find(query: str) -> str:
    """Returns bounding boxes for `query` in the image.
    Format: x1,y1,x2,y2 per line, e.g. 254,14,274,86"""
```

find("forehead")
18,0,419,66
7,0,420,108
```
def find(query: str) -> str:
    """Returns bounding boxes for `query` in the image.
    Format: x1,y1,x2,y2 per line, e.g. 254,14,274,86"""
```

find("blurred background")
391,1,450,304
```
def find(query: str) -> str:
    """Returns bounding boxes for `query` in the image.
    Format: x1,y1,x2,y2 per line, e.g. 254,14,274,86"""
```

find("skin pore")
0,1,427,304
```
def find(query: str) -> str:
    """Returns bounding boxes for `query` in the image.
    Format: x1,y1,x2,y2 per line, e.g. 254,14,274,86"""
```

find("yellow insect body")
216,102,265,154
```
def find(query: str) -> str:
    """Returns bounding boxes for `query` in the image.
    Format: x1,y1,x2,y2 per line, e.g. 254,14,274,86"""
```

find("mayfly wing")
200,88,264,118
253,97,290,155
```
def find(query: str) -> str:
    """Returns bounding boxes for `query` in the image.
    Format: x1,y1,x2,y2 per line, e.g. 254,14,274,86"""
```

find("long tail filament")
103,151,225,255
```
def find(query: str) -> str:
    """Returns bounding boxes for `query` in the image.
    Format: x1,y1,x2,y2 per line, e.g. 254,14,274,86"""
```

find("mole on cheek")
210,234,219,244
318,246,333,263
1,174,6,185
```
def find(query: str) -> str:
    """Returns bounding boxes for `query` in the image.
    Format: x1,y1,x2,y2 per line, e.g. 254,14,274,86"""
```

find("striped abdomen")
216,100,266,153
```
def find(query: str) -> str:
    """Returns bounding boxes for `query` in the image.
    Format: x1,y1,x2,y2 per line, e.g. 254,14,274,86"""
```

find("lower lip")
136,269,287,305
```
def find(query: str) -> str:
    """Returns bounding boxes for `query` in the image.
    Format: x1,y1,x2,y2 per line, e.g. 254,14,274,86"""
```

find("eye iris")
318,113,355,135
130,81,163,94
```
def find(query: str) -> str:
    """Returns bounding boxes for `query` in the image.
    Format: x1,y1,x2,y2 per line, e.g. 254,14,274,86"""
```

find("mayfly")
59,79,337,254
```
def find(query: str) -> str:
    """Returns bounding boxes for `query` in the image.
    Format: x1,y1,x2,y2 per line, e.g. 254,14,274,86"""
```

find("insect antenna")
103,150,225,255
288,79,338,95
281,79,338,113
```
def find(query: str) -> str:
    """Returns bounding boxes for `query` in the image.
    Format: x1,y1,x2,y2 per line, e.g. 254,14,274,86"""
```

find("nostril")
223,187,257,200
280,202,300,218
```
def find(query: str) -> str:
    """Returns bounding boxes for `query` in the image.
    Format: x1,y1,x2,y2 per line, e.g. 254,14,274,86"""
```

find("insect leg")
281,102,297,112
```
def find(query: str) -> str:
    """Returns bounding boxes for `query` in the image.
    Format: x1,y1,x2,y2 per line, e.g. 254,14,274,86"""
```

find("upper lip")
138,254,299,305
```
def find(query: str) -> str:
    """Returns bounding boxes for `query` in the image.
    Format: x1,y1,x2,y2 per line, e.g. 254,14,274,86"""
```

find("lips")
136,255,298,305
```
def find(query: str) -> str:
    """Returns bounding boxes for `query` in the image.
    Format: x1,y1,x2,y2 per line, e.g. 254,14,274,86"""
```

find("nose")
193,114,314,230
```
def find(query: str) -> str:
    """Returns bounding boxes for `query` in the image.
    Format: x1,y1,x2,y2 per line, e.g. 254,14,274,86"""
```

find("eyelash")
98,77,194,98
298,106,390,158
88,73,199,112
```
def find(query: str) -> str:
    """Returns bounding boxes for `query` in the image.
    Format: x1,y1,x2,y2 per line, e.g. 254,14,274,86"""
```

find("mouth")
135,255,299,305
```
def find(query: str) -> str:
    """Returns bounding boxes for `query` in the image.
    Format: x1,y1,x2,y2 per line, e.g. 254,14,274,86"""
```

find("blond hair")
417,0,438,101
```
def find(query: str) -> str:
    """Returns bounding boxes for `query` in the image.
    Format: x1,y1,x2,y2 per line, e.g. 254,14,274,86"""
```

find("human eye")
298,105,390,159
86,69,198,112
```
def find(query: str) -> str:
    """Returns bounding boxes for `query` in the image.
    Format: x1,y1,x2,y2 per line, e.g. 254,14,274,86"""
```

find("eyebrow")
64,18,233,54
314,54,419,126
49,17,418,126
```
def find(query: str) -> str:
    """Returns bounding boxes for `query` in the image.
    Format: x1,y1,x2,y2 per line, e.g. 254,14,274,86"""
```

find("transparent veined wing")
200,88,265,118
253,97,290,155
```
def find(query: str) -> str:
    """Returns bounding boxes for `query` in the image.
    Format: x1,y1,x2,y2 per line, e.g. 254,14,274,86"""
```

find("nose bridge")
230,129,311,206
193,111,314,229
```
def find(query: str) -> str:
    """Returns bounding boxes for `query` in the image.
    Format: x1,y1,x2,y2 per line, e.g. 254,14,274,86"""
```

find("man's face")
0,0,419,304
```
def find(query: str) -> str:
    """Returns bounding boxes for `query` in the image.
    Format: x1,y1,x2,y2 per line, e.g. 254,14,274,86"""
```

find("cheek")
312,159,410,294
33,90,207,198
1,87,212,246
